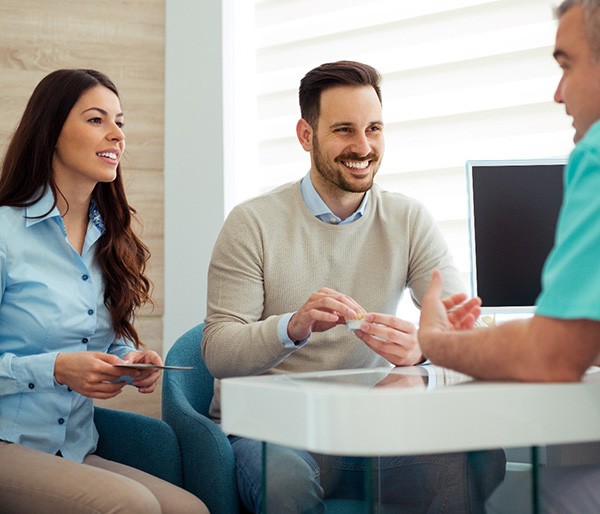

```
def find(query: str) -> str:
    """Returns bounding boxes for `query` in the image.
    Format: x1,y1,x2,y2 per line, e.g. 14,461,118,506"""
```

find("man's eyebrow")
330,121,354,129
329,120,384,129
81,107,124,117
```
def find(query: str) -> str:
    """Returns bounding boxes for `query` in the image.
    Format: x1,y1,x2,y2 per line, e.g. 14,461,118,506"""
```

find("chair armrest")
163,382,239,514
94,406,183,487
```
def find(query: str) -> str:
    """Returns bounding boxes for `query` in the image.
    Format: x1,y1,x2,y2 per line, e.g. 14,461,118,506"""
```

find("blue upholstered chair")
93,406,183,486
162,323,239,514
162,323,376,514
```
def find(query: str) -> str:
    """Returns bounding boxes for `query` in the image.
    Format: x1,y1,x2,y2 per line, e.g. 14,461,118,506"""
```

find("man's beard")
312,136,380,193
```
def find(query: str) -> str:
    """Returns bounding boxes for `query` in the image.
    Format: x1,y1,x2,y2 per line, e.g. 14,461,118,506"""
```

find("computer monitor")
467,159,566,314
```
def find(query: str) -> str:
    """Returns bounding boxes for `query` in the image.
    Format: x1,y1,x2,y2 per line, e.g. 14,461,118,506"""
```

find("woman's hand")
121,350,163,393
54,352,129,399
54,349,164,398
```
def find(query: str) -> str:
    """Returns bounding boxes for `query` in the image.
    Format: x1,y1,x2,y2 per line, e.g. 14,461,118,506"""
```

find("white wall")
164,0,225,350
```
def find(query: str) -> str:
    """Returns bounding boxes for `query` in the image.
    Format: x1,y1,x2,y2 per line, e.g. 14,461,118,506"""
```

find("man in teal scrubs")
418,1,600,511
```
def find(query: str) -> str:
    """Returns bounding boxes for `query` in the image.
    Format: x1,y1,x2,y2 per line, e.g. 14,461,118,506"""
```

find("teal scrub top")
536,120,600,320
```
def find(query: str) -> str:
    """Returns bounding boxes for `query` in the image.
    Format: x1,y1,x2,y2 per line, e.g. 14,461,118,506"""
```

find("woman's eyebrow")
81,107,124,117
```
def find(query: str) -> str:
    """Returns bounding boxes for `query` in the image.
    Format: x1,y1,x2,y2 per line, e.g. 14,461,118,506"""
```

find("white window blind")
226,0,571,321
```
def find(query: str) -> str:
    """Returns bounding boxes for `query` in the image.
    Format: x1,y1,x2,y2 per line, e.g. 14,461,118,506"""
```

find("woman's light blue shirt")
0,189,135,461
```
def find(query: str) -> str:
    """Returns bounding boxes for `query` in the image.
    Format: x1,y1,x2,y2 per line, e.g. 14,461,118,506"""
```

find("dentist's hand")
418,270,482,351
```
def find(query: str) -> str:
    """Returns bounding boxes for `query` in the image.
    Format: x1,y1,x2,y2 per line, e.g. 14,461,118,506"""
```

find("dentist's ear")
296,118,313,152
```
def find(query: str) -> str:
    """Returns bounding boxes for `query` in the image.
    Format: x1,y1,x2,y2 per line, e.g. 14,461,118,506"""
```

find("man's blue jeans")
229,435,506,514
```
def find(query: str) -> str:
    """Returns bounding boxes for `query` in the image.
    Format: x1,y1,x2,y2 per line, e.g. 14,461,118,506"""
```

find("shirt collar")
88,200,105,234
300,171,369,225
25,188,61,227
24,187,105,235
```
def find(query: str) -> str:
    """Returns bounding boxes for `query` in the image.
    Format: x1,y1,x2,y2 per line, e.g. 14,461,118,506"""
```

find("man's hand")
418,270,482,350
353,313,422,366
374,369,428,389
354,271,482,366
445,293,482,330
287,287,365,342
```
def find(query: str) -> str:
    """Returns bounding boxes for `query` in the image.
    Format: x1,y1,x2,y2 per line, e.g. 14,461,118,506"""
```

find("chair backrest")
164,322,213,416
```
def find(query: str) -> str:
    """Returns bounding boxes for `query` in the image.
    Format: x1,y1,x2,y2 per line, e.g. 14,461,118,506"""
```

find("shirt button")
58,418,65,425
82,274,89,281
87,309,94,316
28,383,35,389
67,387,73,392
82,338,89,344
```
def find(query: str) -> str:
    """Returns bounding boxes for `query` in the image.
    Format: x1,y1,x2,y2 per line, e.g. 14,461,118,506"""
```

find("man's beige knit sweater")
204,181,465,420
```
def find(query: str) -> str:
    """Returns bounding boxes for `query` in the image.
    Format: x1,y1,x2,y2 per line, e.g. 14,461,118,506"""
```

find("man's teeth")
97,152,117,160
344,160,369,170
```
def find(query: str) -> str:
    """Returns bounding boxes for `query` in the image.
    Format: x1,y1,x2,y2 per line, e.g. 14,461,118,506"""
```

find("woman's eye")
88,117,102,124
116,121,125,128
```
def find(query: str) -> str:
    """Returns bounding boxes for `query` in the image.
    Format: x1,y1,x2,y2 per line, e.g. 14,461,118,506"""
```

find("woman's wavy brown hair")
0,69,152,348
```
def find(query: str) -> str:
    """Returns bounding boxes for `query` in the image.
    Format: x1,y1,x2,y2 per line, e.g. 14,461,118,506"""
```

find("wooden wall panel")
0,0,165,417
124,168,165,317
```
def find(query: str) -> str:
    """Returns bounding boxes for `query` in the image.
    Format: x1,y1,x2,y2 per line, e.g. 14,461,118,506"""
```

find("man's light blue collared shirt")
276,173,369,347
0,189,135,462
301,172,369,226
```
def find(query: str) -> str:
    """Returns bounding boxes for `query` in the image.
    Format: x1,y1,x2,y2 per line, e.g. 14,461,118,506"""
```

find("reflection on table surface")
279,365,472,390
261,364,600,390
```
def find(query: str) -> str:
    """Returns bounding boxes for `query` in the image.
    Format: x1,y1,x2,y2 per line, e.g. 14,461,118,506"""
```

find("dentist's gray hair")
556,0,600,60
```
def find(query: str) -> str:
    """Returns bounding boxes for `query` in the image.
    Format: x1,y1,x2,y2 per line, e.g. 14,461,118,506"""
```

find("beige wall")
0,0,165,418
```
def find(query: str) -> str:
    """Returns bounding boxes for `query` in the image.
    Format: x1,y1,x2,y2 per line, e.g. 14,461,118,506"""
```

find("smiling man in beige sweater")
203,61,503,514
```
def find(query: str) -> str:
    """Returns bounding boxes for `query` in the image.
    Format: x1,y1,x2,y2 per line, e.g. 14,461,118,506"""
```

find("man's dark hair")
299,60,382,128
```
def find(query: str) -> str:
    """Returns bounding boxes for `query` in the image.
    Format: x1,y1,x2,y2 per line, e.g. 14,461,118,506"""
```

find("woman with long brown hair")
0,69,207,513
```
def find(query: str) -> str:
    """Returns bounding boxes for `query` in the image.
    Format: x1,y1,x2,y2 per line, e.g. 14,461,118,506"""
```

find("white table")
221,365,600,456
